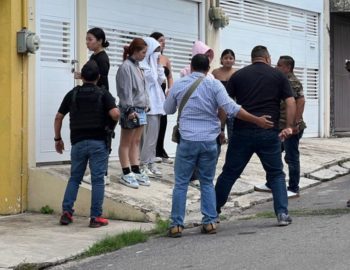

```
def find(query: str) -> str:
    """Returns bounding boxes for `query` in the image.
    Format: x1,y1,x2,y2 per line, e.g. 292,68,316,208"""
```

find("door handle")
71,59,79,73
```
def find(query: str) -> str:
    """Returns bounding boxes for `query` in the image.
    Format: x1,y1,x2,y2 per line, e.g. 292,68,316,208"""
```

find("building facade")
1,0,330,214
330,0,350,135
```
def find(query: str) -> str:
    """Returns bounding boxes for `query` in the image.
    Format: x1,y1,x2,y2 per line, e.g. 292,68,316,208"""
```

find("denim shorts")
135,108,147,125
120,107,147,127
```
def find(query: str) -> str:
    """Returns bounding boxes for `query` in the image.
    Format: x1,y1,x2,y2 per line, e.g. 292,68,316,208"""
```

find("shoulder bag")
172,77,204,143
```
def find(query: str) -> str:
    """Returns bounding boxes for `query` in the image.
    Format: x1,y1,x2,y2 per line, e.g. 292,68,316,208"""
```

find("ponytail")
123,38,147,61
123,45,130,61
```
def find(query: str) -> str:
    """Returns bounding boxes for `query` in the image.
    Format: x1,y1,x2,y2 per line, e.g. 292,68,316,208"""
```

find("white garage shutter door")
220,0,320,137
88,0,201,158
35,0,200,163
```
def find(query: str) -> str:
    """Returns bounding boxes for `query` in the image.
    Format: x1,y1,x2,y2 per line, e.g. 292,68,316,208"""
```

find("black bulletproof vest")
69,85,106,131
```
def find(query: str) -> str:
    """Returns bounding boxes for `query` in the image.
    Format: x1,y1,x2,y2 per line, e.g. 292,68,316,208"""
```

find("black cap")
81,60,99,81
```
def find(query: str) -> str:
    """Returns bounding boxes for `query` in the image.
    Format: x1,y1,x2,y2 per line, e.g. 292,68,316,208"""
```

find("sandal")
168,225,183,238
201,223,217,234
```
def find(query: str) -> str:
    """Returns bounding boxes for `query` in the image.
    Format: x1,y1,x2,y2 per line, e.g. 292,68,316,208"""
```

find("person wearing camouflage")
254,55,306,198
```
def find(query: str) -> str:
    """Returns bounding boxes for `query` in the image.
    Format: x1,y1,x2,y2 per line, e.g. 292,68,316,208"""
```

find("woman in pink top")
180,41,214,78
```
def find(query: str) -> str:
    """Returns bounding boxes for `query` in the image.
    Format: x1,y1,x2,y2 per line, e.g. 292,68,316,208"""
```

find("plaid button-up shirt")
164,72,241,141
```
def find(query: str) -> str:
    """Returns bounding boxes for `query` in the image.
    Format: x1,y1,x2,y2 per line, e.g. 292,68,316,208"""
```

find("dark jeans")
215,128,288,216
62,140,108,218
282,130,304,193
156,114,169,158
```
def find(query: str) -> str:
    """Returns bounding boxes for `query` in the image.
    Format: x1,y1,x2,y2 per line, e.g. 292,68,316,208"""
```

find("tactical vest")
69,85,106,131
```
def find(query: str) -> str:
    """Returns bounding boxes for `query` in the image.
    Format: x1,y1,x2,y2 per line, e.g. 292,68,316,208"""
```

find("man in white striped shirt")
164,54,273,237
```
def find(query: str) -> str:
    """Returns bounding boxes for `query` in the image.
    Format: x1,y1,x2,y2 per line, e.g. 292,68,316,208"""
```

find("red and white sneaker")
60,211,73,225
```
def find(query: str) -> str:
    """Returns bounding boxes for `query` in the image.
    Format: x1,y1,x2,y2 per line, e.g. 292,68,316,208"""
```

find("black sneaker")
277,213,292,226
60,211,73,225
89,217,109,228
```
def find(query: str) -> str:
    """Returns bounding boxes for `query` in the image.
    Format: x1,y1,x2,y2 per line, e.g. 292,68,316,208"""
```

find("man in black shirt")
54,60,120,228
215,45,296,226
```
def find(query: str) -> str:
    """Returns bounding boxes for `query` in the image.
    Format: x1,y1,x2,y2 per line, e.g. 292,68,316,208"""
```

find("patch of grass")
244,208,350,220
40,205,54,214
80,229,148,258
289,208,350,217
150,218,170,236
219,214,228,221
255,211,276,219
14,263,39,270
77,218,171,260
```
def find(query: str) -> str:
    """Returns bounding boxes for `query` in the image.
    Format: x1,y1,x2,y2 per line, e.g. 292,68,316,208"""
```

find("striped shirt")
164,72,241,141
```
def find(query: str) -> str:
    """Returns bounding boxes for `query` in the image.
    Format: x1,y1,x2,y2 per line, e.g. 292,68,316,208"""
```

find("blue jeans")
62,139,108,218
171,139,218,227
216,129,288,216
282,130,304,193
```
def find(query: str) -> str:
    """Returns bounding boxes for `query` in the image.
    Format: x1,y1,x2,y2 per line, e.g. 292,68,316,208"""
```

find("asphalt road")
50,175,350,270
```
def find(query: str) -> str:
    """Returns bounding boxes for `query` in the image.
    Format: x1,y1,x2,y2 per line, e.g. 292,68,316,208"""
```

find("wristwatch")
54,137,62,142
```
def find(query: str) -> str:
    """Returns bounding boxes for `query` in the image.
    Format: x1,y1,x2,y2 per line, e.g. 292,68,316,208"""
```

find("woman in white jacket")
140,37,166,177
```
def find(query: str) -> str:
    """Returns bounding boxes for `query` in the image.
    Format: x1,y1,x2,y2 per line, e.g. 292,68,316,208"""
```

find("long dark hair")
87,27,109,48
150,32,164,40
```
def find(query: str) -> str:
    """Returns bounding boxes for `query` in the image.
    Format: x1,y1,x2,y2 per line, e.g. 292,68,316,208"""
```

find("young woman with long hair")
116,38,150,189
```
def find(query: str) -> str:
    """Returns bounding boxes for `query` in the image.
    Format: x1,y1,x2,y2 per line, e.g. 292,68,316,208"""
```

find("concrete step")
28,163,203,223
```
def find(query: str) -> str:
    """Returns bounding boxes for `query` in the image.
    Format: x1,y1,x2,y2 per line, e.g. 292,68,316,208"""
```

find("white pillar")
320,0,331,137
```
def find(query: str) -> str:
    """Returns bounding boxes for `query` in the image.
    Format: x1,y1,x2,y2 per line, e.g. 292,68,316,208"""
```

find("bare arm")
295,97,305,123
54,113,65,154
285,97,296,128
166,58,174,89
279,97,296,141
108,108,120,121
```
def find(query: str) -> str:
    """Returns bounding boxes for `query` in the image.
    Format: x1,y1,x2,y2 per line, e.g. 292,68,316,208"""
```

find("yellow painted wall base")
28,168,153,222
0,0,28,214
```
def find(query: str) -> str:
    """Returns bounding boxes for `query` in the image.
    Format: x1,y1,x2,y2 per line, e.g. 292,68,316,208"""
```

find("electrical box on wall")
17,28,40,54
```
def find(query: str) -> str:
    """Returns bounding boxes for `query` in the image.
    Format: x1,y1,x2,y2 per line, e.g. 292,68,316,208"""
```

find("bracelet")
54,137,62,142
221,127,225,132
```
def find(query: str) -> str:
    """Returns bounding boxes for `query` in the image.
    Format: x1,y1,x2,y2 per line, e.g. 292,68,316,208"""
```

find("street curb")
220,158,350,217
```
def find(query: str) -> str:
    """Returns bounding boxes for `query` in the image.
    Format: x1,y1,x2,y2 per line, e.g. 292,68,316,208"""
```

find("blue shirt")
164,72,241,141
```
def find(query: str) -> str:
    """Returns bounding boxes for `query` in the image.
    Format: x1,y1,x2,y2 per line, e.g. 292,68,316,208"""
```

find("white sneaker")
287,190,300,199
119,173,139,189
104,175,111,185
148,163,162,177
162,157,173,164
141,165,156,178
154,157,162,163
254,183,272,192
134,171,151,186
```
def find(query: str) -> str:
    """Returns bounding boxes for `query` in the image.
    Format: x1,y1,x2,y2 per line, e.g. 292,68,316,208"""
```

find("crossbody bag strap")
176,77,204,124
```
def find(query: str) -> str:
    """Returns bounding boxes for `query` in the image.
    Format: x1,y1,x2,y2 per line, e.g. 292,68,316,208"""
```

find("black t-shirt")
58,83,117,144
90,51,110,90
227,62,293,129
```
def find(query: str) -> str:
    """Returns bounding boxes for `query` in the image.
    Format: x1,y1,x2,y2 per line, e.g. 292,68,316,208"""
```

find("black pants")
156,114,169,158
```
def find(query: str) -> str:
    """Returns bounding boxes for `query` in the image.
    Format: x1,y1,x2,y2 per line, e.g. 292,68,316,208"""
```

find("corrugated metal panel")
221,0,318,36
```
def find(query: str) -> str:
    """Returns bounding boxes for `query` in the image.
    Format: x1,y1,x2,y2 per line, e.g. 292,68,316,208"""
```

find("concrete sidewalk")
0,213,153,269
2,137,350,269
